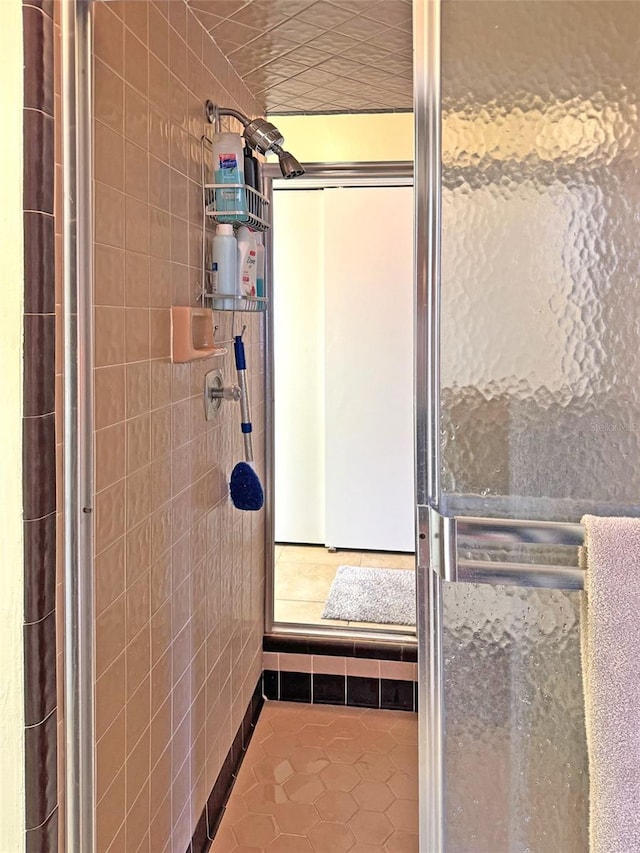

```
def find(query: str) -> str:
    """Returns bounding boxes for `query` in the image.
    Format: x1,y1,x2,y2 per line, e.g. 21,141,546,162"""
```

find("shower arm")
205,102,249,129
204,100,305,178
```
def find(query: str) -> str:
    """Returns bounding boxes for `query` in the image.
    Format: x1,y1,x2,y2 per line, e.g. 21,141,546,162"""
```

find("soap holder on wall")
171,307,227,363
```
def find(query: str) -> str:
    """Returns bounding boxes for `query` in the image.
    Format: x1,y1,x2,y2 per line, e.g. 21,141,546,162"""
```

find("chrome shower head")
205,101,305,178
271,143,306,179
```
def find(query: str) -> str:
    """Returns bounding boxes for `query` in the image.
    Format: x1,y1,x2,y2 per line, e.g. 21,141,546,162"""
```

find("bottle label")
218,154,238,171
211,262,219,294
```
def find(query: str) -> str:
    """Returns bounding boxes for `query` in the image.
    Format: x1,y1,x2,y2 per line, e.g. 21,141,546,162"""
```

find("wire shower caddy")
200,134,270,313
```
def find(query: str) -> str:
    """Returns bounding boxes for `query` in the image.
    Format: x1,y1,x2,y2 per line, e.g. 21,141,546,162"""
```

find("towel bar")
421,508,586,590
456,559,584,590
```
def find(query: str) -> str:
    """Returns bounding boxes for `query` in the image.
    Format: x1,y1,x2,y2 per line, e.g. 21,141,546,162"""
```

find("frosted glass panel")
440,0,640,523
442,584,588,852
438,2,640,849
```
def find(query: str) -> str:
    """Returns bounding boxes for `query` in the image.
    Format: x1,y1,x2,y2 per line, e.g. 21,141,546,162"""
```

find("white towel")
581,515,640,853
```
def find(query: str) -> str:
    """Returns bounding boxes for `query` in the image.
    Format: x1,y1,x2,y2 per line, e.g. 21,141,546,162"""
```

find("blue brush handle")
234,335,247,370
234,335,253,460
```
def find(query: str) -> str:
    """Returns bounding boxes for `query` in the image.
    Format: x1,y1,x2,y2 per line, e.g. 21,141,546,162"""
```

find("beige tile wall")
92,3,266,850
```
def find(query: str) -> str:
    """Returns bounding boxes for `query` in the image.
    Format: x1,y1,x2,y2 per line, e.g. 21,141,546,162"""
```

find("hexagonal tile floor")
211,701,418,852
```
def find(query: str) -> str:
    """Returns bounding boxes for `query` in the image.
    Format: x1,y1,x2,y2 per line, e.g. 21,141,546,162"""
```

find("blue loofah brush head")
230,462,264,511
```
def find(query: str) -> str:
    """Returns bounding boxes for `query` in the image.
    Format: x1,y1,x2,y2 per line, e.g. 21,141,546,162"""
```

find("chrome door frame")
62,1,95,850
262,162,417,644
414,1,445,849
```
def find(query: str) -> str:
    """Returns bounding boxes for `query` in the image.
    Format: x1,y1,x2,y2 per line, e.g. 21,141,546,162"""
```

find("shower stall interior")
416,0,640,850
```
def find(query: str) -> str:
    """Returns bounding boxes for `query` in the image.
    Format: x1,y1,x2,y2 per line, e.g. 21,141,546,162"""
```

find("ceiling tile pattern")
187,0,413,114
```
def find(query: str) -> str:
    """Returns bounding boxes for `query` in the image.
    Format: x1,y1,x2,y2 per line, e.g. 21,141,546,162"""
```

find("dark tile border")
263,633,417,663
22,0,58,838
263,670,418,713
189,677,264,853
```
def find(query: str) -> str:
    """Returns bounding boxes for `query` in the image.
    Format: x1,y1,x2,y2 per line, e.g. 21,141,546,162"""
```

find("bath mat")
322,566,415,625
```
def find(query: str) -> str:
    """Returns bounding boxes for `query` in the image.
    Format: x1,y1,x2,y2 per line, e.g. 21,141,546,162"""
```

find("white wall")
0,0,26,848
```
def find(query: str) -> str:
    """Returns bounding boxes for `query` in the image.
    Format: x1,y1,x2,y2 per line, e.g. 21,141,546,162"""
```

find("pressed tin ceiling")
187,0,413,114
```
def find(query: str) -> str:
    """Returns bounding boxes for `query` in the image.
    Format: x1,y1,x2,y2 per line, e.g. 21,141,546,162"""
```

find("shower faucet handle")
210,383,241,402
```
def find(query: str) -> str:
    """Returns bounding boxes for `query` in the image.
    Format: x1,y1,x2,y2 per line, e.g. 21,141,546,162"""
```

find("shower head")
205,101,305,178
271,143,305,179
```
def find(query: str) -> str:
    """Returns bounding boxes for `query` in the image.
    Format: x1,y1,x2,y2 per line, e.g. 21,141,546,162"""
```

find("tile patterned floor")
211,701,419,852
274,545,416,631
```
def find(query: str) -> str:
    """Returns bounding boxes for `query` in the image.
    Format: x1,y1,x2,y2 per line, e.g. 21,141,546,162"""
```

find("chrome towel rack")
422,509,586,590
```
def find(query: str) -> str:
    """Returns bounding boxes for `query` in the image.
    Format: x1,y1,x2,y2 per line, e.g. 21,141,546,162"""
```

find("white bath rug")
322,565,415,626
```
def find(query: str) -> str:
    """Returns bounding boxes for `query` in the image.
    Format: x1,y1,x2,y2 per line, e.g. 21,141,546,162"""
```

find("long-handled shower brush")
229,333,264,511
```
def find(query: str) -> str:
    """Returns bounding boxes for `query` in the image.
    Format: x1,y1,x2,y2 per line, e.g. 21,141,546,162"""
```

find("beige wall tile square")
149,2,169,65
95,766,126,853
313,654,347,676
150,457,172,512
95,422,126,491
125,140,149,203
95,653,126,741
150,207,172,260
125,250,150,308
278,653,312,673
127,413,151,473
95,244,125,307
149,104,170,164
127,464,152,529
380,660,418,682
124,0,148,43
125,84,149,150
169,0,187,41
96,710,126,803
95,479,126,554
94,120,124,191
95,59,124,133
95,365,126,430
95,594,126,678
125,307,151,362
149,155,171,212
125,197,150,255
95,183,125,249
126,361,151,418
149,53,169,111
94,2,124,75
124,27,149,98
347,657,381,678
149,258,172,308
126,516,152,585
95,535,126,616
150,308,171,358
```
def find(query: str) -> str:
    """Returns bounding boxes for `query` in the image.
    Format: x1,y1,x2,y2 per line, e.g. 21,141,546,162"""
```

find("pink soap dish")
171,307,227,363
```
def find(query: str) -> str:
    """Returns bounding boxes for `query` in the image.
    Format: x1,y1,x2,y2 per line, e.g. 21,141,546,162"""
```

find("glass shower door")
415,1,640,850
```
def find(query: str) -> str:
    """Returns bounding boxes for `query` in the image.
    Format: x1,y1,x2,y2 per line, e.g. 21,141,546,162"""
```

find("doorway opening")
266,164,416,638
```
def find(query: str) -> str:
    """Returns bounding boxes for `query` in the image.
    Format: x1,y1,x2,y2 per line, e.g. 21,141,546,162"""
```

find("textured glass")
438,1,640,848
440,0,640,523
443,584,588,852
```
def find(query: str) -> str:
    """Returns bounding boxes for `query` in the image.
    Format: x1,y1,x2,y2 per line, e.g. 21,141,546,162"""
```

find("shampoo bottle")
211,224,238,310
236,226,257,298
210,132,248,223
254,232,265,299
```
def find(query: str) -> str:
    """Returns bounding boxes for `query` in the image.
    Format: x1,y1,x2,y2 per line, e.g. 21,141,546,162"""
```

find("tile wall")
92,3,267,850
22,0,60,849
